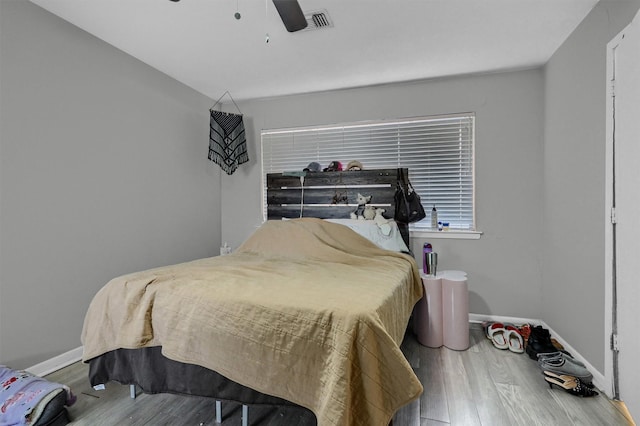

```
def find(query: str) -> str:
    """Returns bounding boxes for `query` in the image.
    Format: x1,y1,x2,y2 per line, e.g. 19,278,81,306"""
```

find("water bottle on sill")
431,205,438,229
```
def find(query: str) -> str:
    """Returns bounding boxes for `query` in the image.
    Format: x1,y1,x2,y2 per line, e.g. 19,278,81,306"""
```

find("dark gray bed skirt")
87,347,316,416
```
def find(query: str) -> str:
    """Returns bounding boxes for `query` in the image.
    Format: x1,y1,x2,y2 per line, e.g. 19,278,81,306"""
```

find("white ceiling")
30,0,599,102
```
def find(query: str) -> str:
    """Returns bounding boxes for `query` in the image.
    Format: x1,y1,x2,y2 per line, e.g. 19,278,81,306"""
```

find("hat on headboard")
346,160,363,171
303,162,322,172
323,161,343,172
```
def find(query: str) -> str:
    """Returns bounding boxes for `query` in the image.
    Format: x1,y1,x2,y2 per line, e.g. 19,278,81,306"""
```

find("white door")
612,11,640,421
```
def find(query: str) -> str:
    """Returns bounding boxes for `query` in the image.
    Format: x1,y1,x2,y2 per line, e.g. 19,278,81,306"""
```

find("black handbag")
394,181,427,224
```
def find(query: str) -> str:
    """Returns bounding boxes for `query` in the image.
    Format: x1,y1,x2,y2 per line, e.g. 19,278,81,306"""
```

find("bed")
81,168,423,426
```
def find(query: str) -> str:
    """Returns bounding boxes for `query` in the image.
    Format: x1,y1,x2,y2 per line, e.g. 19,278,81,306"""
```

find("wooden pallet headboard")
266,167,411,246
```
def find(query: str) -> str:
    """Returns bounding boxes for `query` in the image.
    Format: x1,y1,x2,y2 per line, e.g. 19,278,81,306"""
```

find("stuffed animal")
350,193,372,220
374,208,392,235
363,205,376,220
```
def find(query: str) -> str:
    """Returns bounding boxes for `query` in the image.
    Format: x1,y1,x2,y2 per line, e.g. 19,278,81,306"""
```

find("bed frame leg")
215,400,222,423
129,384,136,399
242,404,249,426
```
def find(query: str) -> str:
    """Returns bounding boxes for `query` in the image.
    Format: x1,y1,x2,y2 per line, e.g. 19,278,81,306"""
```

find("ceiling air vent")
302,10,333,31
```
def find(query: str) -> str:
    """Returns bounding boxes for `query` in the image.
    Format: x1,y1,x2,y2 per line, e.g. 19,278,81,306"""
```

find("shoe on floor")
537,351,586,368
538,357,593,383
543,371,598,397
551,338,564,351
519,323,532,348
526,326,557,360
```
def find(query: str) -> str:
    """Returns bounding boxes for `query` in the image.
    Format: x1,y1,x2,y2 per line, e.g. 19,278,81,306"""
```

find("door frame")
603,26,624,401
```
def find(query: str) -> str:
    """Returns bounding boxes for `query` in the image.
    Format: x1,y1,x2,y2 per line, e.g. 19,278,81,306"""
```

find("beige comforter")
82,218,423,426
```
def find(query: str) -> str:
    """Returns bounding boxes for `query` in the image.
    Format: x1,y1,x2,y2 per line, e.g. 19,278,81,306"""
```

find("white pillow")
325,219,409,253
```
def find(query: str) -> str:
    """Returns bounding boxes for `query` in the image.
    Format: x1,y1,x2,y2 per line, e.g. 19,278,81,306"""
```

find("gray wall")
222,69,545,321
0,0,221,368
542,0,640,373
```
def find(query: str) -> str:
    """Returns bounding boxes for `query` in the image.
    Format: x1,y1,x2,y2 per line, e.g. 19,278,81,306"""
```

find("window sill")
410,229,483,240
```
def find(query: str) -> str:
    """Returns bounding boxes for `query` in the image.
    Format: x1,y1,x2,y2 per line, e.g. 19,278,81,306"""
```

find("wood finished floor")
46,323,633,426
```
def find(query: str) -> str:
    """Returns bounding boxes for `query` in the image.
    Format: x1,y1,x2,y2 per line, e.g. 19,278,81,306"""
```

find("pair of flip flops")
484,322,524,353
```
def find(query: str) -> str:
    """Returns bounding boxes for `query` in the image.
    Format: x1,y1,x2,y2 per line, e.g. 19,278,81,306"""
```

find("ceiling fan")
272,0,308,32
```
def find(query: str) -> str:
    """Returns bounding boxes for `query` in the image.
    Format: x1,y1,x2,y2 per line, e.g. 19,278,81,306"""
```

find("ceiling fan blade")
272,0,308,32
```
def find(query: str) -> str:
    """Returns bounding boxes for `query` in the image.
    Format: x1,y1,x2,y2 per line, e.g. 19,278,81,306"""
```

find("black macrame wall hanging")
208,91,248,175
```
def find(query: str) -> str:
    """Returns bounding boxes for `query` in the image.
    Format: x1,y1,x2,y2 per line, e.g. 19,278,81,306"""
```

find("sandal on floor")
485,322,509,350
482,321,493,339
505,326,524,353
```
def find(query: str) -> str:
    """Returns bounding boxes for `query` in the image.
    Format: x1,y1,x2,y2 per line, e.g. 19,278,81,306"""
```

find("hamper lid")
439,270,467,281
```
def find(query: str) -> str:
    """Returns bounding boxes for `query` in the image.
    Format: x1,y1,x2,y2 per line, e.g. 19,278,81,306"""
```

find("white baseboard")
470,313,609,398
469,313,540,327
26,346,83,377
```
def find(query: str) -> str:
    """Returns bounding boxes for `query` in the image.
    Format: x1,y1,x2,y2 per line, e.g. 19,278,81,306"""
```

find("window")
261,113,475,231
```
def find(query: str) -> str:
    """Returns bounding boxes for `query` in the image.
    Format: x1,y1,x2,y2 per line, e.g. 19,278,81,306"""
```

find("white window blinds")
261,113,475,230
